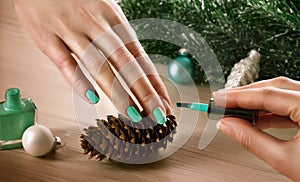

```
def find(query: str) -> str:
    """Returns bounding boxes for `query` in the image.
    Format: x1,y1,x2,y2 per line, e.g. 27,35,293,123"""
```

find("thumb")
218,118,288,172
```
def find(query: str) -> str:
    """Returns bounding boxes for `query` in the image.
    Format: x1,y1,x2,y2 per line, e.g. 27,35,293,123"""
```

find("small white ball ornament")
22,125,57,157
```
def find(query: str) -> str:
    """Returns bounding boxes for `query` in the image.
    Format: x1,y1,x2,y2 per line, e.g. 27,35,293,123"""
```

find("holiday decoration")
225,50,261,88
120,0,300,84
80,114,177,162
22,125,61,157
168,48,195,84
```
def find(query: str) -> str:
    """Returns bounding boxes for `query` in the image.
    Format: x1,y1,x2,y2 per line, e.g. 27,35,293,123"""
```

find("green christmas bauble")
168,49,195,84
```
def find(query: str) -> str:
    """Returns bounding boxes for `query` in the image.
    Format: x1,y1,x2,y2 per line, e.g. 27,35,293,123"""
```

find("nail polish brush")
176,99,258,124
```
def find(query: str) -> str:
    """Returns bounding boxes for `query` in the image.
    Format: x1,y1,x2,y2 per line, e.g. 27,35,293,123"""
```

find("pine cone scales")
80,114,177,162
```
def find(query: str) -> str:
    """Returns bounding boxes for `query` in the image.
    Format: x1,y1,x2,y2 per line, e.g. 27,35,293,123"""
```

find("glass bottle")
0,88,36,150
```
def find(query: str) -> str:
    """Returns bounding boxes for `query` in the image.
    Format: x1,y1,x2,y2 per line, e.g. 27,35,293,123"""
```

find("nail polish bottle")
0,88,36,150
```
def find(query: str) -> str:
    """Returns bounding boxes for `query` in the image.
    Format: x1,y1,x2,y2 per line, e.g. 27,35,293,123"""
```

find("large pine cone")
80,114,177,162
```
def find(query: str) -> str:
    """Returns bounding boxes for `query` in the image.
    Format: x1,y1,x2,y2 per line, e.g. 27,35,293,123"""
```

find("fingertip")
153,107,167,125
148,97,169,124
126,105,142,123
216,120,222,130
212,90,226,107
146,95,167,124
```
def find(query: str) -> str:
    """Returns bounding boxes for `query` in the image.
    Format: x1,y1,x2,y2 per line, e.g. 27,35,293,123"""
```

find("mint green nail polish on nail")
127,106,142,123
153,107,167,124
85,90,99,104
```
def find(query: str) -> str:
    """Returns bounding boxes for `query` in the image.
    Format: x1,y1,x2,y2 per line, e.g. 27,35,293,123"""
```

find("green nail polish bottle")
0,88,36,150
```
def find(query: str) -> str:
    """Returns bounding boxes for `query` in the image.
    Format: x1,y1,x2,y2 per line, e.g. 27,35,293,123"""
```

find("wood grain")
0,1,294,181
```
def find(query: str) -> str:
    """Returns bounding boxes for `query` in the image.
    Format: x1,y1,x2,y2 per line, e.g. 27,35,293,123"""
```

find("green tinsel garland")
119,0,300,84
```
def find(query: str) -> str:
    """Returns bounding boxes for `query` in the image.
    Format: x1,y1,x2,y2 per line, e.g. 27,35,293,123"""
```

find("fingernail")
212,90,226,103
85,89,99,104
216,120,222,130
127,106,142,123
153,107,167,124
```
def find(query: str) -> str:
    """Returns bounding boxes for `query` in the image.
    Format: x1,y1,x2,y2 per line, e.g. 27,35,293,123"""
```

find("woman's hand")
11,0,171,124
213,77,300,181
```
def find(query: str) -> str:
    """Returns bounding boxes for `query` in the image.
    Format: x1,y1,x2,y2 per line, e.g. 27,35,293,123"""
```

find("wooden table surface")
0,1,294,181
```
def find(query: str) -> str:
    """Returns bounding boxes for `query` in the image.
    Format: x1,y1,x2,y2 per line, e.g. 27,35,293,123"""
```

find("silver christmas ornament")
225,50,261,89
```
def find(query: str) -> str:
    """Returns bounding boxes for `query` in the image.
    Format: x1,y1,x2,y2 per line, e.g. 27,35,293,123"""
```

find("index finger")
228,77,300,92
213,87,300,122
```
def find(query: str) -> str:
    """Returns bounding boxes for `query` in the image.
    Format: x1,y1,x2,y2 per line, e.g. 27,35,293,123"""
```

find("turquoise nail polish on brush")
85,90,99,104
127,106,142,123
176,102,209,112
153,107,167,124
176,99,259,123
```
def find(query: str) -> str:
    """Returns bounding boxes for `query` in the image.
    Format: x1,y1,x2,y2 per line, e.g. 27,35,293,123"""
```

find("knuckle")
99,0,124,23
54,55,72,71
97,0,116,14
260,87,276,110
261,87,276,98
134,52,147,59
125,42,147,58
141,93,164,113
236,130,251,151
261,86,275,94
72,76,85,88
141,93,157,105
55,14,69,29
99,0,112,6
131,48,147,58
34,33,54,55
114,50,134,68
272,76,290,86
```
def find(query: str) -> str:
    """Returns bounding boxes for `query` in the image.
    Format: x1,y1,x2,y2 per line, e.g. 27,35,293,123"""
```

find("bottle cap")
4,88,24,111
178,48,192,57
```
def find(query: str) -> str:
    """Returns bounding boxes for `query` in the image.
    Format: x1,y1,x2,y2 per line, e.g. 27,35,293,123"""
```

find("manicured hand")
213,77,300,181
11,0,171,124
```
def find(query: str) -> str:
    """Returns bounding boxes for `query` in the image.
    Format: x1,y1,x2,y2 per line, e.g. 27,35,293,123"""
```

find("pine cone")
80,114,177,162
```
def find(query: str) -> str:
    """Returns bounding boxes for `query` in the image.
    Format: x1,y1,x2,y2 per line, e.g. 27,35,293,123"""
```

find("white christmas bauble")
22,125,55,157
